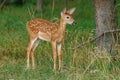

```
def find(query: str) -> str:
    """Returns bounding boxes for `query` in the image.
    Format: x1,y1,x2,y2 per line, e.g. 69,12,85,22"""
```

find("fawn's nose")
72,21,77,25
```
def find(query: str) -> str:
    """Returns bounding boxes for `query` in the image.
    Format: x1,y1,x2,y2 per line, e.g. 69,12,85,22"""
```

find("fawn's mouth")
72,21,77,25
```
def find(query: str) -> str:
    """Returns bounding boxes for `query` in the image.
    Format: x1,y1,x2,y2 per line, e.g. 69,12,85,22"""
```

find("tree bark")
94,0,118,54
37,0,43,12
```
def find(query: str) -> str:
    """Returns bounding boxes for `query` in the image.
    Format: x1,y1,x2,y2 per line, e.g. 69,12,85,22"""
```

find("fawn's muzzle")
72,21,77,25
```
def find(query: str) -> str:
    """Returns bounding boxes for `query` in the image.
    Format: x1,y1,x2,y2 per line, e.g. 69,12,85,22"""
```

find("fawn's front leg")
57,43,62,70
51,41,57,71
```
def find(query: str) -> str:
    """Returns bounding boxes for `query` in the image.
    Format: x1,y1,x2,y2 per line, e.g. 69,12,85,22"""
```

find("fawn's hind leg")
27,38,38,69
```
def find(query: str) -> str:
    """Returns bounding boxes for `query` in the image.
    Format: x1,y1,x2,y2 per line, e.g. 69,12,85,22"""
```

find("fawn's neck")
59,18,66,33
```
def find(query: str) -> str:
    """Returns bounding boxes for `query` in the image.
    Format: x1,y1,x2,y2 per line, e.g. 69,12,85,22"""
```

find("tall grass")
0,0,120,80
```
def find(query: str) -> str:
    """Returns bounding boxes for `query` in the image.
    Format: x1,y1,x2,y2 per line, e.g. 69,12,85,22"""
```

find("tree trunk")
94,0,118,54
37,0,43,12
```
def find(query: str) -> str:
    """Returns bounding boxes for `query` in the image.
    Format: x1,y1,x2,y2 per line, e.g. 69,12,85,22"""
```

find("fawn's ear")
68,7,76,14
61,8,66,16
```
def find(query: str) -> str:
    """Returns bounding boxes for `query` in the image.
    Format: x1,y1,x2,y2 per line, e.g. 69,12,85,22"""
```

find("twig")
0,0,6,11
71,29,120,50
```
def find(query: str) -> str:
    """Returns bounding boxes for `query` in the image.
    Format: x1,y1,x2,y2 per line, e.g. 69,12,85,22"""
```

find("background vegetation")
0,0,120,80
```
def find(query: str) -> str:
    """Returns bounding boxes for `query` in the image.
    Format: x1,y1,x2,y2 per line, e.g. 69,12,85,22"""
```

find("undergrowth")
0,0,120,80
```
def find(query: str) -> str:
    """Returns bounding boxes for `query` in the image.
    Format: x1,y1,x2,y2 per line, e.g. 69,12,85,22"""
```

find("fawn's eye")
66,16,70,19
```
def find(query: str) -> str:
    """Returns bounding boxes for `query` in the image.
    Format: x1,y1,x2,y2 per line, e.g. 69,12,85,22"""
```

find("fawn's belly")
38,32,51,42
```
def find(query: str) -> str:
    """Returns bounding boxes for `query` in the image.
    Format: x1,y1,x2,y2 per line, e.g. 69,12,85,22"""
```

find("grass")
0,0,120,80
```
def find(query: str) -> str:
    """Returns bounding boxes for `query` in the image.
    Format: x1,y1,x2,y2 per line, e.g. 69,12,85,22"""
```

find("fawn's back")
27,19,60,42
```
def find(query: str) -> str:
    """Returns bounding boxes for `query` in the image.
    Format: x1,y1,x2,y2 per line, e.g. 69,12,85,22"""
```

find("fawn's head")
61,8,76,25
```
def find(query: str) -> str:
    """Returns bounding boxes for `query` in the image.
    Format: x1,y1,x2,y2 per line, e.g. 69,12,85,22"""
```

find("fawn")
26,8,76,71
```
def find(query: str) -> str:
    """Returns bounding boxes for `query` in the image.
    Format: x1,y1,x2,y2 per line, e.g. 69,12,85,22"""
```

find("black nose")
72,21,77,25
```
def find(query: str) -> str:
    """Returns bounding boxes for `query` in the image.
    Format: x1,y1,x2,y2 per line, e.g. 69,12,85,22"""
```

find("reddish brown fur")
26,8,76,71
27,19,58,34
